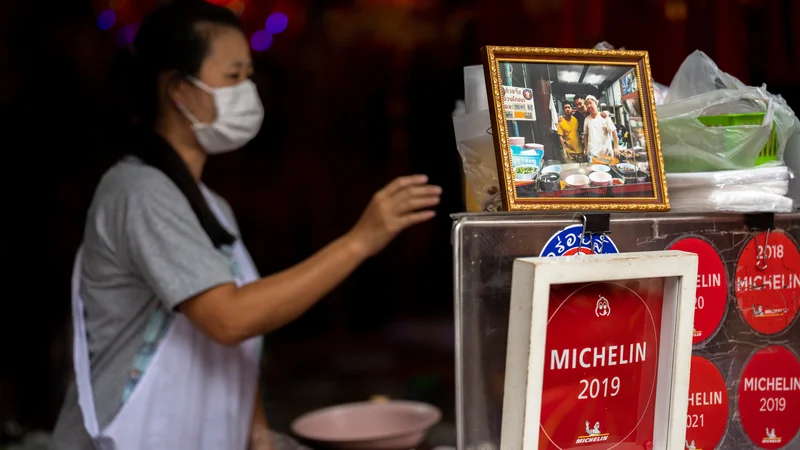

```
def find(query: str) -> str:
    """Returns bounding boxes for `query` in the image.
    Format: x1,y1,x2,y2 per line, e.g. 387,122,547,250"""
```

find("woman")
50,1,441,449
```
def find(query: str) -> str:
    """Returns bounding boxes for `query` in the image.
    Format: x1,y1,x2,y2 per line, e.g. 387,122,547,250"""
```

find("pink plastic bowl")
589,171,612,186
291,400,441,450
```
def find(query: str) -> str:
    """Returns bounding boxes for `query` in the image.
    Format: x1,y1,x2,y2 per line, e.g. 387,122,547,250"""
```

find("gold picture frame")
482,46,669,212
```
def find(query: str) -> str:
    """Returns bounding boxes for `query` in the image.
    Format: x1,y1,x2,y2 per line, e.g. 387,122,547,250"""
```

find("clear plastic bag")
783,120,800,207
663,50,746,103
658,51,797,172
453,109,502,212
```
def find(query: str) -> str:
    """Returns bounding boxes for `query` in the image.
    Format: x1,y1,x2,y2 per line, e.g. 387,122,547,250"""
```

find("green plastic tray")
696,113,778,166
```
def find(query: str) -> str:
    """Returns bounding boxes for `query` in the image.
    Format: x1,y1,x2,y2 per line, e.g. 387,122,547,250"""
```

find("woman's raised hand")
348,175,442,258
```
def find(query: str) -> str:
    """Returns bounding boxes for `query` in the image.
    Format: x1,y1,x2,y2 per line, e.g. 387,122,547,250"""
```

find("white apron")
71,186,263,450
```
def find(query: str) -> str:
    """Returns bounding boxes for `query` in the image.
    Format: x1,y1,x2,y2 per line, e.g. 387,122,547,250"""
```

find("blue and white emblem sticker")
540,224,619,257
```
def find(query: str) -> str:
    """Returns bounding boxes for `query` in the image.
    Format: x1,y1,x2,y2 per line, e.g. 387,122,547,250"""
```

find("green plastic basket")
696,113,778,166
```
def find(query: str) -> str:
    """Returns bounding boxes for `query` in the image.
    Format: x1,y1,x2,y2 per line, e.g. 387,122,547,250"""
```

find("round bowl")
565,174,590,188
514,164,539,181
541,165,562,175
589,171,612,186
616,163,636,175
590,164,611,173
524,143,545,153
291,401,441,450
637,162,650,172
508,137,525,147
611,177,626,186
538,172,560,192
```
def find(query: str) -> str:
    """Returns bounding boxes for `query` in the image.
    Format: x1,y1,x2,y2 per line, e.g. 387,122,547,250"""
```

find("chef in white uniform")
582,95,619,159
49,1,442,449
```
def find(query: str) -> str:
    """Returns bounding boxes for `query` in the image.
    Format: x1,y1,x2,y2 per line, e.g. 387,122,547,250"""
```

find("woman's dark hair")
113,0,242,248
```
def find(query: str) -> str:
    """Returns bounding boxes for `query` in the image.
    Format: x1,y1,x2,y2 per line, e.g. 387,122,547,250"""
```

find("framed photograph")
481,46,669,212
501,251,698,450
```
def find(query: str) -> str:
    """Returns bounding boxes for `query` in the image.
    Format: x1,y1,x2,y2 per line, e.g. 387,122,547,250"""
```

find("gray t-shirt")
50,158,240,450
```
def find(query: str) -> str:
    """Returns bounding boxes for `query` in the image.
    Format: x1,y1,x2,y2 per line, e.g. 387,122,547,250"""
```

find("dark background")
1,0,798,442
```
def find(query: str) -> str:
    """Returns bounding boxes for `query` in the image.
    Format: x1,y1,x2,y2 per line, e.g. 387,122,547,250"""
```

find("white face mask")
176,76,264,155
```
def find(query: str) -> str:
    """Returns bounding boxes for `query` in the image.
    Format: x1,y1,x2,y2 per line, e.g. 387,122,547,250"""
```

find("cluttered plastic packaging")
659,50,797,172
658,50,799,212
453,66,500,212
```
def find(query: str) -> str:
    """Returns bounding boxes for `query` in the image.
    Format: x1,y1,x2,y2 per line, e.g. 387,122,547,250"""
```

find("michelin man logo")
576,420,609,444
753,305,788,317
585,421,601,436
762,427,781,444
595,296,611,318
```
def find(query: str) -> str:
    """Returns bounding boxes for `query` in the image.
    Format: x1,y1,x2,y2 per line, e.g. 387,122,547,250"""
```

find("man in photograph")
557,103,584,162
573,94,588,134
572,94,607,142
583,95,619,159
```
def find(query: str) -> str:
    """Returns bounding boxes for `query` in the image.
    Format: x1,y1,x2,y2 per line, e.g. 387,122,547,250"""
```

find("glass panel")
453,212,800,450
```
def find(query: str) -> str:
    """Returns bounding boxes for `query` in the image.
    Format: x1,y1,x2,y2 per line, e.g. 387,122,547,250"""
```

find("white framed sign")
502,251,698,450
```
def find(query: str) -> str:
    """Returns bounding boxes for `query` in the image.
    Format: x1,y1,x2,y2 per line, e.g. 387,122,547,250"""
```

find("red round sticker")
539,280,664,449
738,345,800,449
685,356,729,450
667,237,728,345
735,231,800,335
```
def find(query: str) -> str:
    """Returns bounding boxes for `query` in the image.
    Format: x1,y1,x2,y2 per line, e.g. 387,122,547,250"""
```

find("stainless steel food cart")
452,212,800,450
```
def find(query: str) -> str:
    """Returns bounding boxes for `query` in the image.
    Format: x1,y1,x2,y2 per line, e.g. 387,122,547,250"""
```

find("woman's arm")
179,175,441,345
181,231,367,344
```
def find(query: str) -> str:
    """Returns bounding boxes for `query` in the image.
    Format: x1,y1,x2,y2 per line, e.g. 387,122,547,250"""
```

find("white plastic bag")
782,118,800,207
658,51,797,172
455,65,502,211
463,65,489,114
453,109,501,212
664,50,746,103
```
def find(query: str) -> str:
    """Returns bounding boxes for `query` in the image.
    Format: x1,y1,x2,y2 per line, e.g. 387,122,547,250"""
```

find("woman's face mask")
176,76,264,155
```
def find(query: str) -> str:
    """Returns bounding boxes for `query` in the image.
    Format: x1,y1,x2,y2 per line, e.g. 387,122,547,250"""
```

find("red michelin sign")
738,345,800,449
735,231,800,336
684,356,730,450
539,279,664,449
667,237,728,345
